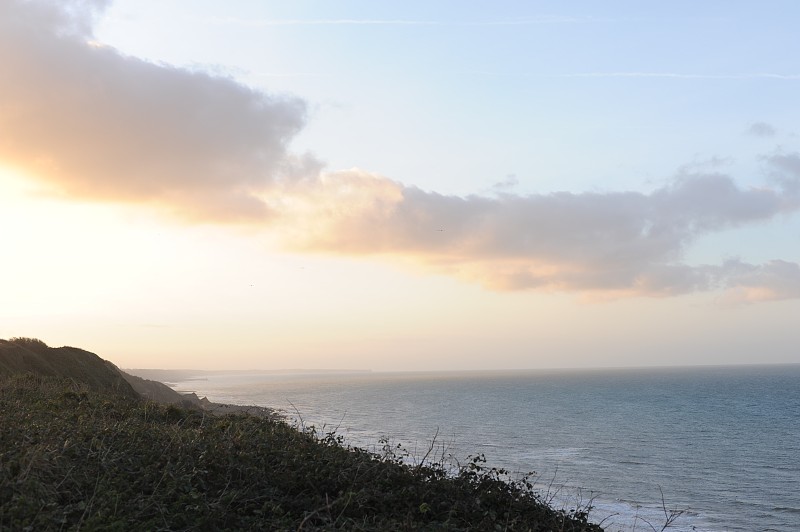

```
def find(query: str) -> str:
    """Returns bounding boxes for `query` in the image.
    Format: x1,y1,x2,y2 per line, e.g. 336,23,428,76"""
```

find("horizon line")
126,361,800,375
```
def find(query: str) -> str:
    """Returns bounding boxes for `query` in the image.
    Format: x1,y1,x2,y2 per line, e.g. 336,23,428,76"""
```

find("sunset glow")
2,0,799,370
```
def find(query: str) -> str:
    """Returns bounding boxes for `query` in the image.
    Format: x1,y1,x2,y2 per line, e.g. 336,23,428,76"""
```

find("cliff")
0,337,205,408
0,337,139,400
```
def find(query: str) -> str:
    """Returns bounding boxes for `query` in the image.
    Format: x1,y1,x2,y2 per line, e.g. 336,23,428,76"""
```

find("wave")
772,506,800,514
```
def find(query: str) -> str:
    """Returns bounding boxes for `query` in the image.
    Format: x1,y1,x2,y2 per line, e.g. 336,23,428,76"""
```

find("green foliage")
0,375,603,531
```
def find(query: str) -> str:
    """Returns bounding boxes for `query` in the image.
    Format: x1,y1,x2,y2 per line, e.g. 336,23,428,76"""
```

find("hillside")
0,337,210,409
0,338,604,530
0,374,602,531
116,368,209,408
0,337,139,401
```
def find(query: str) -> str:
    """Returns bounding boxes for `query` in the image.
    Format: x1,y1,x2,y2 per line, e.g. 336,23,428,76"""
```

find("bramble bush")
0,374,602,531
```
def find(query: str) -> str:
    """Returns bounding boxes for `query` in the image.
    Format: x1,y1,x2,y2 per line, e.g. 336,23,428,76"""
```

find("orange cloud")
0,0,306,223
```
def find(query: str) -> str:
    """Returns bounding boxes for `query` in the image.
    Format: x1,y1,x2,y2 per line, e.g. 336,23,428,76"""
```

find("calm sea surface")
172,365,800,531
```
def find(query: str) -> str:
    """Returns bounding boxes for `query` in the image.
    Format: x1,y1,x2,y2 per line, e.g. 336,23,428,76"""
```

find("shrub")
8,337,49,349
0,376,603,531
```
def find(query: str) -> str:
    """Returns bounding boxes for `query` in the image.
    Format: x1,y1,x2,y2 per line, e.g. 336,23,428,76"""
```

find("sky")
2,0,800,371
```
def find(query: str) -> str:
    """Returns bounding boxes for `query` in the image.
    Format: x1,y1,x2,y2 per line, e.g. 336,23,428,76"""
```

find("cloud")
0,0,307,222
719,260,800,304
208,15,587,28
762,151,800,197
747,121,777,138
278,169,798,298
3,0,800,302
561,72,800,80
210,18,440,27
490,174,519,193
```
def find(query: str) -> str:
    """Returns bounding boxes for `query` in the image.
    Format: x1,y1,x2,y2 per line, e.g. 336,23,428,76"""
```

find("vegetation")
0,373,603,531
0,338,139,400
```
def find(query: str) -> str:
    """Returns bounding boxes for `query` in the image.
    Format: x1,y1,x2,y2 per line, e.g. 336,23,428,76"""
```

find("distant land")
124,367,372,385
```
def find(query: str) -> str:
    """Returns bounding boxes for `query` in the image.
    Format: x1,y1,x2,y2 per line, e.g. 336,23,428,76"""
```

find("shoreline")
203,400,281,420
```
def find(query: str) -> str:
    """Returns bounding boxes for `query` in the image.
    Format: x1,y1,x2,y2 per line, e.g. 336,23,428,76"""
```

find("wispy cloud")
206,15,588,28
209,17,439,27
562,72,800,80
467,16,589,25
747,121,777,138
463,71,800,81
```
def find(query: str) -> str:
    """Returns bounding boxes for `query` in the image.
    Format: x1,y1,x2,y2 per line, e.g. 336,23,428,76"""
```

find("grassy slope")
0,338,208,409
0,338,139,401
0,374,603,531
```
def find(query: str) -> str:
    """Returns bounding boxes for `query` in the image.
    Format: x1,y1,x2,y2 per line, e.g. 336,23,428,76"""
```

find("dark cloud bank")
2,0,800,302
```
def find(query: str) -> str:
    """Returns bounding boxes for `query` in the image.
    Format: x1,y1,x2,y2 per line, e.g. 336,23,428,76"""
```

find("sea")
171,365,800,531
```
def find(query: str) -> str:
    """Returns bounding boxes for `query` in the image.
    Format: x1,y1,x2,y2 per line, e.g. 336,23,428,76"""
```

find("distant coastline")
125,367,373,385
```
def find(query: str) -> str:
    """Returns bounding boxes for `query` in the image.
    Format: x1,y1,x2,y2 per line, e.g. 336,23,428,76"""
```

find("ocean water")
172,365,800,531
